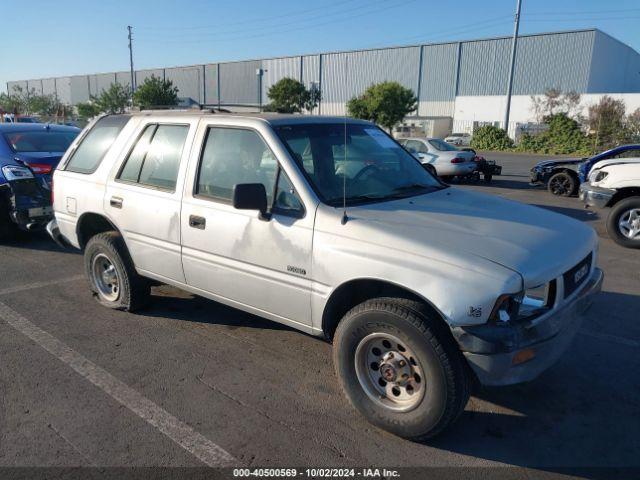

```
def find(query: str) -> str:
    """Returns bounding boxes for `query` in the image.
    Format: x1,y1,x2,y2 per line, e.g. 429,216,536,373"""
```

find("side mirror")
232,183,270,220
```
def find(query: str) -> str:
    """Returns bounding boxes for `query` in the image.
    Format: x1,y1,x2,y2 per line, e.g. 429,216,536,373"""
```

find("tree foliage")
530,88,581,122
587,96,628,152
347,82,417,134
265,78,321,113
470,125,514,150
133,75,178,109
518,113,590,155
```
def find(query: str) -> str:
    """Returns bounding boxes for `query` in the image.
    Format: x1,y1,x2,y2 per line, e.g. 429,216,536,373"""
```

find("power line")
139,0,386,41
136,0,361,31
137,0,417,46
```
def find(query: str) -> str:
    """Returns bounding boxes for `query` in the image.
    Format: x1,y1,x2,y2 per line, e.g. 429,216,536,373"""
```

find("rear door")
104,118,197,283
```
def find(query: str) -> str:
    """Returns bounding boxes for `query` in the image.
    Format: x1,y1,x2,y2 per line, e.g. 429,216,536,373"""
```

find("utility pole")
127,26,136,97
504,0,522,134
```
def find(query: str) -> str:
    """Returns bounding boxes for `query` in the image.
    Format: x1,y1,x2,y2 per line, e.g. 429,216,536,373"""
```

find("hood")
344,188,597,287
591,158,640,172
535,158,582,169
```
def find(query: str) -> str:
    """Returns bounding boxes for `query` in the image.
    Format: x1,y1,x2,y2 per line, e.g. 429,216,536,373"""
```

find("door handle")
110,196,123,209
189,215,206,229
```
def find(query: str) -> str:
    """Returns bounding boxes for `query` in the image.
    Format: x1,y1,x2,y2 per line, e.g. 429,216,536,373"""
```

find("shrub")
265,78,320,113
517,113,591,155
470,125,514,150
133,75,178,109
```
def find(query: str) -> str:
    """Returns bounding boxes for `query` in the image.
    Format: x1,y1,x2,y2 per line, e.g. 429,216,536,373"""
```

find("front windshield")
429,139,458,151
275,123,444,206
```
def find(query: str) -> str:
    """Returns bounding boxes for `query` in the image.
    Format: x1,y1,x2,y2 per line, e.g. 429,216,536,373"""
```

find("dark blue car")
530,144,640,196
0,123,80,240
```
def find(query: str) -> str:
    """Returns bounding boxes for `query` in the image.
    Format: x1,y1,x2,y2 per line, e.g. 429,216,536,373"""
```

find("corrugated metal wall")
6,80,27,94
27,79,43,96
135,68,164,88
418,43,459,116
204,63,219,105
8,30,640,116
165,66,203,104
589,30,640,93
219,60,261,105
42,78,56,97
321,46,420,115
262,56,301,100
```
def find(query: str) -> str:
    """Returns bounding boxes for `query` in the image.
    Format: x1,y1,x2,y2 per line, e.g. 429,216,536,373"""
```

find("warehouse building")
7,28,640,137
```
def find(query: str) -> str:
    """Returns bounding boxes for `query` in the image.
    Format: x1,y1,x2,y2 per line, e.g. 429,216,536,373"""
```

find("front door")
180,124,314,328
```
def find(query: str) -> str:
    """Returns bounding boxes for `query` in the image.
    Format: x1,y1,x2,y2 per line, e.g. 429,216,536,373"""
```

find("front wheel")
547,172,577,196
333,298,471,440
606,197,640,249
84,231,150,311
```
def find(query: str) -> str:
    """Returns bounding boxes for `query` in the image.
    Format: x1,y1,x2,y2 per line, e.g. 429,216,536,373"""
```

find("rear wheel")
333,298,471,440
84,231,150,311
547,171,577,196
606,197,640,249
0,199,18,242
423,164,437,177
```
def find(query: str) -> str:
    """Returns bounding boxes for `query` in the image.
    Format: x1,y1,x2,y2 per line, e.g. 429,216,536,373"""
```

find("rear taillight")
451,157,465,164
26,163,53,174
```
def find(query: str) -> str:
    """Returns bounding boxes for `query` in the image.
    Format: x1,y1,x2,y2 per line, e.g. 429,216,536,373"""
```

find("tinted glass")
276,123,443,206
66,115,130,174
138,125,188,190
274,171,304,217
428,139,457,151
197,128,277,203
3,130,78,153
118,125,156,183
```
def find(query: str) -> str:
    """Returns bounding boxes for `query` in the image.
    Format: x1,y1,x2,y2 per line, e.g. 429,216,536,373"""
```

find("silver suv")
48,111,603,439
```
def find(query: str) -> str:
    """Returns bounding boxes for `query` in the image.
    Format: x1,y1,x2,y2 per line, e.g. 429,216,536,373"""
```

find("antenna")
341,54,349,225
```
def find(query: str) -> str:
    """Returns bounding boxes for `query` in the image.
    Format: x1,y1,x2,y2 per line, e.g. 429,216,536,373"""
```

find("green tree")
470,125,514,150
265,78,321,113
518,113,590,155
625,108,640,143
347,82,417,134
133,75,178,109
94,83,130,114
76,101,101,119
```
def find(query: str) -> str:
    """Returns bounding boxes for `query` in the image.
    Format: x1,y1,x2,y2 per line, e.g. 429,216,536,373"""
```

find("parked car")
2,114,39,124
48,112,602,440
580,160,640,248
530,144,640,196
399,137,476,178
444,132,471,147
0,123,79,240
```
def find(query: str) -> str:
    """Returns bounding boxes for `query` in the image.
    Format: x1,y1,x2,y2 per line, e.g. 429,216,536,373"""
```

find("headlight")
593,170,608,183
2,165,34,181
489,281,556,324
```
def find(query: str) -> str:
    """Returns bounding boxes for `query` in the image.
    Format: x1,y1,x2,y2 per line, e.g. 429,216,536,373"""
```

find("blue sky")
3,0,640,89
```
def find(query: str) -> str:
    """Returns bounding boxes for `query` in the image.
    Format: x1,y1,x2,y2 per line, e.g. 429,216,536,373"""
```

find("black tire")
547,171,577,197
84,231,150,311
484,173,493,183
333,298,471,441
0,199,18,242
606,197,640,249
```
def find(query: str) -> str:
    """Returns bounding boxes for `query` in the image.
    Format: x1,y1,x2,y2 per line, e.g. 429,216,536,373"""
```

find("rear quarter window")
64,115,130,174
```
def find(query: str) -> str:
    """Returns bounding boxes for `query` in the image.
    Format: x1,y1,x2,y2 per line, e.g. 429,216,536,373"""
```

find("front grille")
563,253,592,298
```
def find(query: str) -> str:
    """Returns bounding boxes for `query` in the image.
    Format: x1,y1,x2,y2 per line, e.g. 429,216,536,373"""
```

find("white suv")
48,111,603,439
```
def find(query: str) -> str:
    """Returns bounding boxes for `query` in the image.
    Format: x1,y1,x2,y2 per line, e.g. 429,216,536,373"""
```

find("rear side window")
65,115,130,174
117,124,189,191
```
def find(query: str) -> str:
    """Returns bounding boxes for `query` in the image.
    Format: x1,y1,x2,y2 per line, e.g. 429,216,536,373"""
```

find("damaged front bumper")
453,268,603,386
0,178,53,231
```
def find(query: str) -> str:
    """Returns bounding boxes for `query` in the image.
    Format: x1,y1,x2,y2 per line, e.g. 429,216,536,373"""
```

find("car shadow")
0,231,80,254
531,204,599,222
142,285,293,332
451,177,538,191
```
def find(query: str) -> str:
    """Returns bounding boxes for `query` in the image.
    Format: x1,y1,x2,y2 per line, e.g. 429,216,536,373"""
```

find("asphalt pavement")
0,152,638,478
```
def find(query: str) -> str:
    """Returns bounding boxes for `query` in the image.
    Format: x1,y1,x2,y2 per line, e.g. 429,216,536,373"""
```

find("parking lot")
0,152,638,475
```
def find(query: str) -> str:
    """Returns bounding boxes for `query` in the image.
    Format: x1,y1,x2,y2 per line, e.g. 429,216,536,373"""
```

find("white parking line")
0,301,238,467
0,275,85,296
